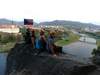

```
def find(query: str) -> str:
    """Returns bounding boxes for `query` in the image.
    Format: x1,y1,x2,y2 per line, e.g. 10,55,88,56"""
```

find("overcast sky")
0,0,100,25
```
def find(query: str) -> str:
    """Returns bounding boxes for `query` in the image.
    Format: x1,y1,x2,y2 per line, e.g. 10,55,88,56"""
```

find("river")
63,35,97,64
0,53,7,75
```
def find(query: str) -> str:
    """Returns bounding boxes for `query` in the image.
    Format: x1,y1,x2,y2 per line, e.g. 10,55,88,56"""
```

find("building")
0,25,19,33
84,27,100,33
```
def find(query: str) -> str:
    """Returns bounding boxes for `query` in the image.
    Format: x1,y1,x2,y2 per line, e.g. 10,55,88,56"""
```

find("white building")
0,25,19,33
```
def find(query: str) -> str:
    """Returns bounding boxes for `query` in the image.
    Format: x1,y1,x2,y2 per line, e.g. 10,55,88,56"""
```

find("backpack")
35,39,41,49
39,36,47,49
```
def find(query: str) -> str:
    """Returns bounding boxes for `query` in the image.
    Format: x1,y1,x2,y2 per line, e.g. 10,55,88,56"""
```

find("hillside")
0,19,37,25
0,19,100,29
39,20,100,29
0,19,23,25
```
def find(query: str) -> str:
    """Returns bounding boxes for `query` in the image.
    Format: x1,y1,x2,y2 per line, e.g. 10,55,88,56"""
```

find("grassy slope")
96,39,100,47
55,32,80,46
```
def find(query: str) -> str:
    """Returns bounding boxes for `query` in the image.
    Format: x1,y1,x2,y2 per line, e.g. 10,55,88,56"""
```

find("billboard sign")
24,19,33,25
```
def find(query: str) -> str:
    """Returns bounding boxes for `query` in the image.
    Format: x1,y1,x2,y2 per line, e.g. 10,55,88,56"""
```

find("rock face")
70,65,97,75
6,43,97,75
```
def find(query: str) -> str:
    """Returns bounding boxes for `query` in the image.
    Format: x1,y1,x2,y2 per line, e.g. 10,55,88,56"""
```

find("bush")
0,32,17,44
0,34,1,41
92,46,100,56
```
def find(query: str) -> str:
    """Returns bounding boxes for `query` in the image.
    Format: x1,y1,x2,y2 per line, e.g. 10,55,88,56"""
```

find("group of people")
24,27,58,56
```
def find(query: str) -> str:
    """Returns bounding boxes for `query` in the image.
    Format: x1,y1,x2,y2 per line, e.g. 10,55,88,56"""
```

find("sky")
0,0,100,25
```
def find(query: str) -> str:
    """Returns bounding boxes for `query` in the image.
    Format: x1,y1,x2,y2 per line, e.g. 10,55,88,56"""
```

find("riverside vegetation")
5,27,100,75
83,31,100,65
0,27,80,53
0,32,20,52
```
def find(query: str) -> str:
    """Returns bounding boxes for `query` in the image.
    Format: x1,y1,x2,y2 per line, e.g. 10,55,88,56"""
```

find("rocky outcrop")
92,55,100,65
70,65,97,75
6,43,97,75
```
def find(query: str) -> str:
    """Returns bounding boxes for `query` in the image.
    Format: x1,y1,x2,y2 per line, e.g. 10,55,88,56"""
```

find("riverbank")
0,42,16,53
55,33,80,46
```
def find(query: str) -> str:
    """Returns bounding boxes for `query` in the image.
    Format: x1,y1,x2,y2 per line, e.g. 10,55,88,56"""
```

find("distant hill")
39,20,100,29
0,19,37,25
0,19,23,25
0,19,100,29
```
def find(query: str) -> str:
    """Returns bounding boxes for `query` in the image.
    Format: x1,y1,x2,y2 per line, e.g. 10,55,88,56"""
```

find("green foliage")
0,32,17,44
19,27,28,42
92,46,100,56
0,34,1,41
0,33,16,43
96,39,100,46
82,31,100,39
96,32,100,37
55,31,80,46
0,42,16,53
19,27,27,37
0,32,17,52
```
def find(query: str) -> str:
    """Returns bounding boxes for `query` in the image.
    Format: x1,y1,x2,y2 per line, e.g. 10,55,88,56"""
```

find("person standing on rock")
47,31,58,56
36,29,47,54
31,29,36,49
24,28,32,45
